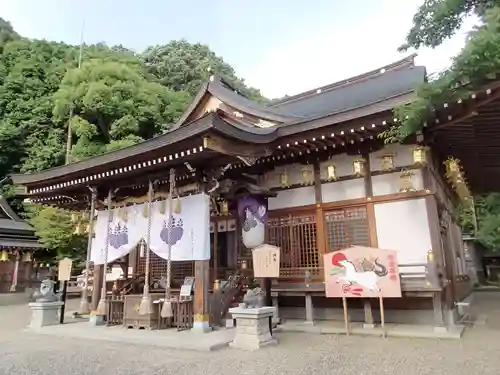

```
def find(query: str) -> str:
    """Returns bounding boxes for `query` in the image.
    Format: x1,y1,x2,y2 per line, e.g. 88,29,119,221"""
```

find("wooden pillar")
362,153,375,327
421,166,451,325
9,250,20,292
193,259,210,332
313,162,326,260
90,265,103,311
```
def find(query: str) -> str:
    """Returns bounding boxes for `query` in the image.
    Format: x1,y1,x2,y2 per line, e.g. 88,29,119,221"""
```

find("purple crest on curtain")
109,222,129,249
237,196,268,233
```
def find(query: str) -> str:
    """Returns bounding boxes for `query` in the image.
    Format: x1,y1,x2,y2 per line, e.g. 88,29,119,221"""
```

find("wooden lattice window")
138,250,194,285
267,213,319,270
324,206,370,252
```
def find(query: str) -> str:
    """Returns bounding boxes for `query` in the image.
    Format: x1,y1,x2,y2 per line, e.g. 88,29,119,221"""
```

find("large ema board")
323,246,402,298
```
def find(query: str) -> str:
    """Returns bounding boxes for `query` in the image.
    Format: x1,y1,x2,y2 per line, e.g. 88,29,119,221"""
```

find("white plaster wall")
374,198,431,274
372,169,424,196
369,143,415,171
268,186,315,210
321,179,365,203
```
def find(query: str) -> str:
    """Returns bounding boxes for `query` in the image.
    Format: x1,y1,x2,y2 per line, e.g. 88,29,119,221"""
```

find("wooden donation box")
252,244,280,278
123,293,164,329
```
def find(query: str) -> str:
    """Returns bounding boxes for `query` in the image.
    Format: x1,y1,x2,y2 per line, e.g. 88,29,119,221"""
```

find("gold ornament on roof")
326,164,337,181
142,202,149,218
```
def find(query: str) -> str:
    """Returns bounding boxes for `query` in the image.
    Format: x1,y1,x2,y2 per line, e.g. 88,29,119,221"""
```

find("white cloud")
241,1,478,98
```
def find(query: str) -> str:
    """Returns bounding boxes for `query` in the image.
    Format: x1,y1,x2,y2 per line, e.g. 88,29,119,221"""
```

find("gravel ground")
1,293,500,375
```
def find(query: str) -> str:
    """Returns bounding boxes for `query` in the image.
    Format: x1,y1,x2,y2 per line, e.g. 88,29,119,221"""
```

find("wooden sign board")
58,258,73,281
323,246,402,298
180,276,195,296
252,244,280,278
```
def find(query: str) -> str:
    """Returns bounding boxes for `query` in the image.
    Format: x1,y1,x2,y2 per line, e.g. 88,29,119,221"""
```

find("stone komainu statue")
32,279,59,302
242,287,265,308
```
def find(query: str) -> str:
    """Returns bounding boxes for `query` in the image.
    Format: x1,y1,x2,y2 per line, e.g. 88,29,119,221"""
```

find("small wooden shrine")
0,196,42,293
11,54,497,331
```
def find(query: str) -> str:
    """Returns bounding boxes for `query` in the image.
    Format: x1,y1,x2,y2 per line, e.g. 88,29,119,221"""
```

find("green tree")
381,0,500,142
142,40,267,103
52,59,191,161
23,204,88,265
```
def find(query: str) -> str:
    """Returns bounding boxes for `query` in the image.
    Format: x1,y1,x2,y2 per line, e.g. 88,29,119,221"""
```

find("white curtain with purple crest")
148,193,210,261
238,196,268,249
90,205,147,265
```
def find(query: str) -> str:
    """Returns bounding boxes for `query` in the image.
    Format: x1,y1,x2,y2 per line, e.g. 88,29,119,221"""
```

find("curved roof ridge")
270,54,417,107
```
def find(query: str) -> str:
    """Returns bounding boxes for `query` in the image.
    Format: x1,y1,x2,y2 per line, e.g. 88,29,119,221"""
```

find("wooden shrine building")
0,196,42,293
11,54,497,330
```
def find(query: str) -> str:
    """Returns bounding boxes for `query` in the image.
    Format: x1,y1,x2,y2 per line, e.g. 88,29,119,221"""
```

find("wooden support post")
313,162,326,262
90,265,103,311
305,294,314,324
432,291,445,327
362,152,375,327
9,250,20,292
363,299,375,328
193,259,210,332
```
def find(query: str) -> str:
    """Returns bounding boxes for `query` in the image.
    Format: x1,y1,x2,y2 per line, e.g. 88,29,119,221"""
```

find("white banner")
148,194,210,261
90,205,147,265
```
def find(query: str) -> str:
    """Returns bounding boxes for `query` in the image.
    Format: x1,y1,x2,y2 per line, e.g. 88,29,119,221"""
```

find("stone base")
28,301,64,328
89,314,105,326
229,306,277,351
363,323,376,329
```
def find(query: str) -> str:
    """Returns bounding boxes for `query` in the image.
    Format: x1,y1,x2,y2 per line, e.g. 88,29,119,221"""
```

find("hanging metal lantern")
22,252,32,263
219,200,229,216
300,166,314,186
412,146,428,165
380,154,395,171
353,158,365,176
279,172,291,188
173,196,182,214
399,169,416,192
0,250,9,262
326,164,337,181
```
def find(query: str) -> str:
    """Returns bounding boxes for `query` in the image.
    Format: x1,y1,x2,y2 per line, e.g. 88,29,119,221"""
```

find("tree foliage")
381,1,500,142
0,18,265,262
459,193,500,251
143,40,266,103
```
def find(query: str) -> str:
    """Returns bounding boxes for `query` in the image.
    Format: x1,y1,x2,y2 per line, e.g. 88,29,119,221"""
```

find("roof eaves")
11,112,218,185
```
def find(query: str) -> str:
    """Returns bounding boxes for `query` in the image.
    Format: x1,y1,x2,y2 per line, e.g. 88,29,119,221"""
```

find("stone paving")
1,293,500,375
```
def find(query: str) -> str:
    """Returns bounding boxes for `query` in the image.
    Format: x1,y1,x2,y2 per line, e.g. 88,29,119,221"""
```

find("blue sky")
1,0,476,98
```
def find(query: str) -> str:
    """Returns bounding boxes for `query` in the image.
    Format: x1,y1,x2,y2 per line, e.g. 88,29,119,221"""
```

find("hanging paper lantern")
22,252,32,263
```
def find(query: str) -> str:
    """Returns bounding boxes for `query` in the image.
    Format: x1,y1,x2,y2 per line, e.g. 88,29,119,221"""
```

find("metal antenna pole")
65,19,85,165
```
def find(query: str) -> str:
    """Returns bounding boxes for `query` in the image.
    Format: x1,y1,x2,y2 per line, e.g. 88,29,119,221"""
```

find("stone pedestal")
229,306,277,351
28,301,64,328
